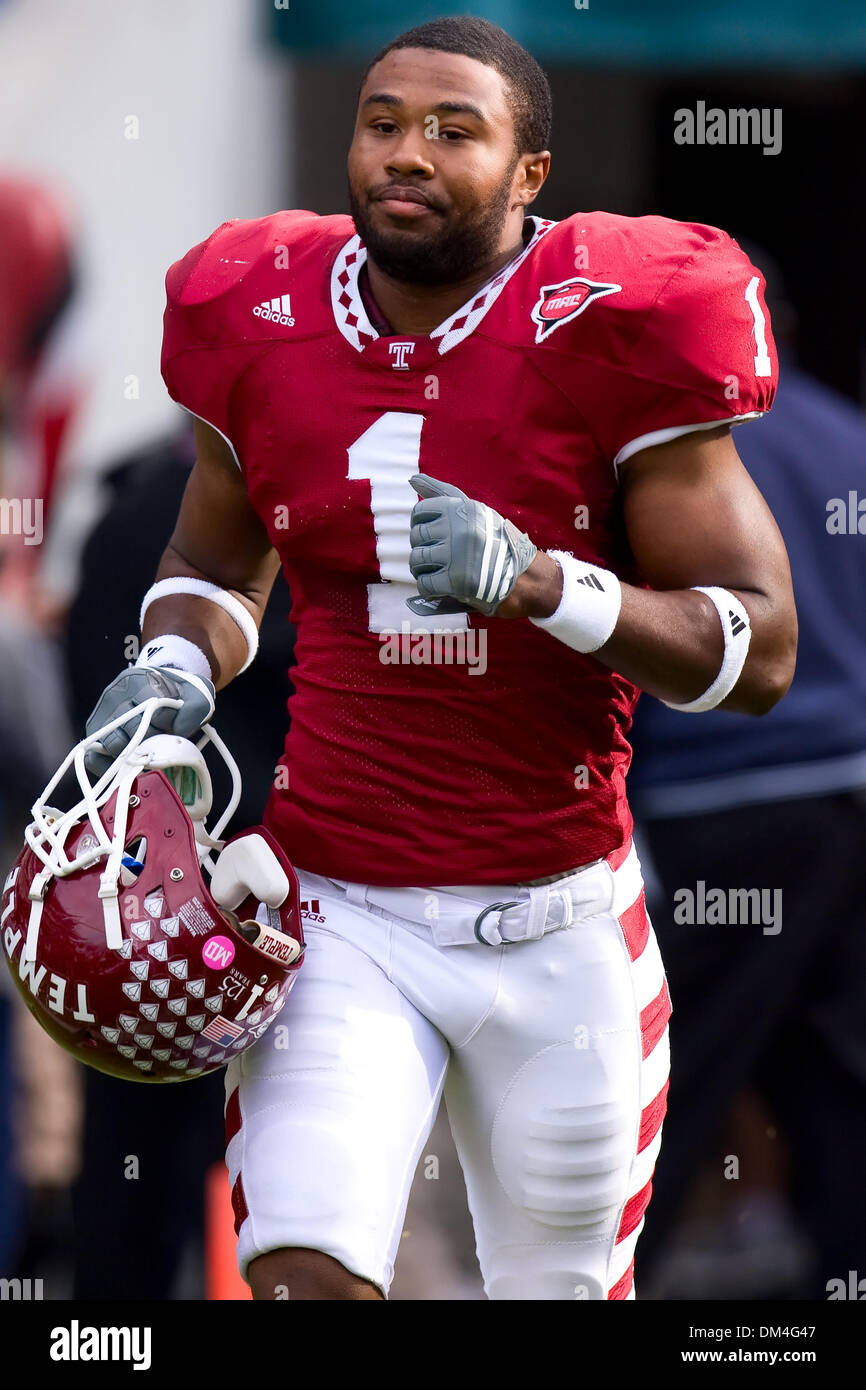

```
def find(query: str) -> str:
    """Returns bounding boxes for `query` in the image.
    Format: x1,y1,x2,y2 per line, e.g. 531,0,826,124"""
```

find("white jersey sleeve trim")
613,412,764,473
180,405,242,471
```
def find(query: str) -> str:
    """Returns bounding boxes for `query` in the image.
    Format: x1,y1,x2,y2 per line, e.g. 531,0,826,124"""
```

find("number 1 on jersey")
347,412,467,633
745,276,772,378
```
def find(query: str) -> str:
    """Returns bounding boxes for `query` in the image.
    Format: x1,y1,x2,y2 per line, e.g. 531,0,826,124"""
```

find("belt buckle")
473,899,521,947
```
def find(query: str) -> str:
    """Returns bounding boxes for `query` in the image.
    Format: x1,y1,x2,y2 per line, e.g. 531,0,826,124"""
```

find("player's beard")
348,161,519,286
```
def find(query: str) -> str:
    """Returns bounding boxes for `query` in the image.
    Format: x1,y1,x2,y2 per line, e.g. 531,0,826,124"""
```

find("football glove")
406,473,537,618
84,666,215,777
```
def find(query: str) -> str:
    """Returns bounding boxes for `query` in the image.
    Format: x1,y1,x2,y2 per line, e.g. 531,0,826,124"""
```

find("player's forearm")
592,583,794,714
140,546,264,690
511,553,795,715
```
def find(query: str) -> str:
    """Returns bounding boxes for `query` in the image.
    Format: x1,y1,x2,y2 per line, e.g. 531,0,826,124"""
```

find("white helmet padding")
211,833,291,913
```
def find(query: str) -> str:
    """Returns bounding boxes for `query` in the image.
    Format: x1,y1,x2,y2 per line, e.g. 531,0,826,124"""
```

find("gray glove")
84,666,215,777
407,474,537,618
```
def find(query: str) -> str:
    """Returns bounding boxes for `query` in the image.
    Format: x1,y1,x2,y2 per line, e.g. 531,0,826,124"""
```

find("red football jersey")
161,210,776,885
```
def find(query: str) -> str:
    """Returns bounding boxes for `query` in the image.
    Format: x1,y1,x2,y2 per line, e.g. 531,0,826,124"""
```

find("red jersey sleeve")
160,220,244,444
160,210,325,450
591,228,778,468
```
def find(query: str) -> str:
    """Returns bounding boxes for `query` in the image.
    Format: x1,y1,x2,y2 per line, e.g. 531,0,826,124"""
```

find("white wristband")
662,586,752,713
528,550,622,654
140,577,259,673
136,634,213,683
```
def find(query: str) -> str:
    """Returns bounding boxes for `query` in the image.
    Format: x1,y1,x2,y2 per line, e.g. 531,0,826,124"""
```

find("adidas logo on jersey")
253,294,294,326
300,898,326,923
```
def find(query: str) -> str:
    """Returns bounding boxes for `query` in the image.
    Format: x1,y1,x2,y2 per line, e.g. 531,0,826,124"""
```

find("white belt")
317,858,614,948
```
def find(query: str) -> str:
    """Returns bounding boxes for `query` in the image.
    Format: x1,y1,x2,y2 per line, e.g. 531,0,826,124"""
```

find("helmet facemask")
3,698,304,1082
22,696,241,963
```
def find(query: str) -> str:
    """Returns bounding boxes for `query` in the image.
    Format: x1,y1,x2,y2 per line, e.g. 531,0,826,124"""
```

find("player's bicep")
162,417,280,606
619,425,792,603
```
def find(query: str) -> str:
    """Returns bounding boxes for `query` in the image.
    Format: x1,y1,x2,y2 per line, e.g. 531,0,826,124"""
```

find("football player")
85,16,797,1299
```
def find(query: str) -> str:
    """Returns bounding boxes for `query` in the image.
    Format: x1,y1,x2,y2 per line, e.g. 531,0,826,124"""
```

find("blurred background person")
629,254,866,1299
0,176,85,624
0,173,86,1287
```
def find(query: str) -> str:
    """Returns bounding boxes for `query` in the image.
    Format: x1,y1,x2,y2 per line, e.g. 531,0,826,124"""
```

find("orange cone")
205,1163,252,1300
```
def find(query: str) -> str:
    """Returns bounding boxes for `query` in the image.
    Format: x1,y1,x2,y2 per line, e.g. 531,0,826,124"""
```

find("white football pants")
224,839,670,1300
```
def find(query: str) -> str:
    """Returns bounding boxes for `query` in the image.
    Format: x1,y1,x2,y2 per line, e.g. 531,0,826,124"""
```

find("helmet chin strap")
23,699,174,963
24,754,141,962
95,766,134,953
22,869,51,964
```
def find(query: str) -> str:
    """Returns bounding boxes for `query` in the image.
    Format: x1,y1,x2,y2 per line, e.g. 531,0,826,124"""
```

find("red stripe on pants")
616,1179,653,1243
618,888,650,962
608,1259,635,1300
231,1173,249,1236
638,1079,669,1153
225,1087,242,1146
640,978,672,1059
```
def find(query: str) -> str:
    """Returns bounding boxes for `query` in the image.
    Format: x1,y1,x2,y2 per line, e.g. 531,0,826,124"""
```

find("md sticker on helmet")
202,934,235,969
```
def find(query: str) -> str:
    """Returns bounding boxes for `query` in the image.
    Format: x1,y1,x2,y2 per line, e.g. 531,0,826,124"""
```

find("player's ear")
516,151,550,205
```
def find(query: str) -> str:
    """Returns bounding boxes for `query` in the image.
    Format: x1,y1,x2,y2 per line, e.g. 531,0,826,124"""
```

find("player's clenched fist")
84,666,215,777
406,473,538,618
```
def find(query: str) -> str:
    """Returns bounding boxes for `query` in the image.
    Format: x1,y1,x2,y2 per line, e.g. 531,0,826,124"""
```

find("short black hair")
360,15,552,155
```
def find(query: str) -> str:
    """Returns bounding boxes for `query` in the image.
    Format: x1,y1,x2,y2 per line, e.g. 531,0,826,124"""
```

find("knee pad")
485,1041,641,1299
490,1041,637,1234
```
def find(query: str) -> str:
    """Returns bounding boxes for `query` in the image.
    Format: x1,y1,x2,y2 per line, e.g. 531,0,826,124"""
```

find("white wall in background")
0,0,292,596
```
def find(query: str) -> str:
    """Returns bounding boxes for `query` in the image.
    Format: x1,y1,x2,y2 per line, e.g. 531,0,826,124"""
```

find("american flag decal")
202,1015,245,1046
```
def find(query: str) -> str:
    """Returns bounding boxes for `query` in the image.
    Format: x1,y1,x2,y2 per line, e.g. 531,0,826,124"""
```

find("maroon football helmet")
2,695,304,1081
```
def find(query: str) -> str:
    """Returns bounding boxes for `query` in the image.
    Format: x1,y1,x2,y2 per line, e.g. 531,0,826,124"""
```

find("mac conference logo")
531,276,621,343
